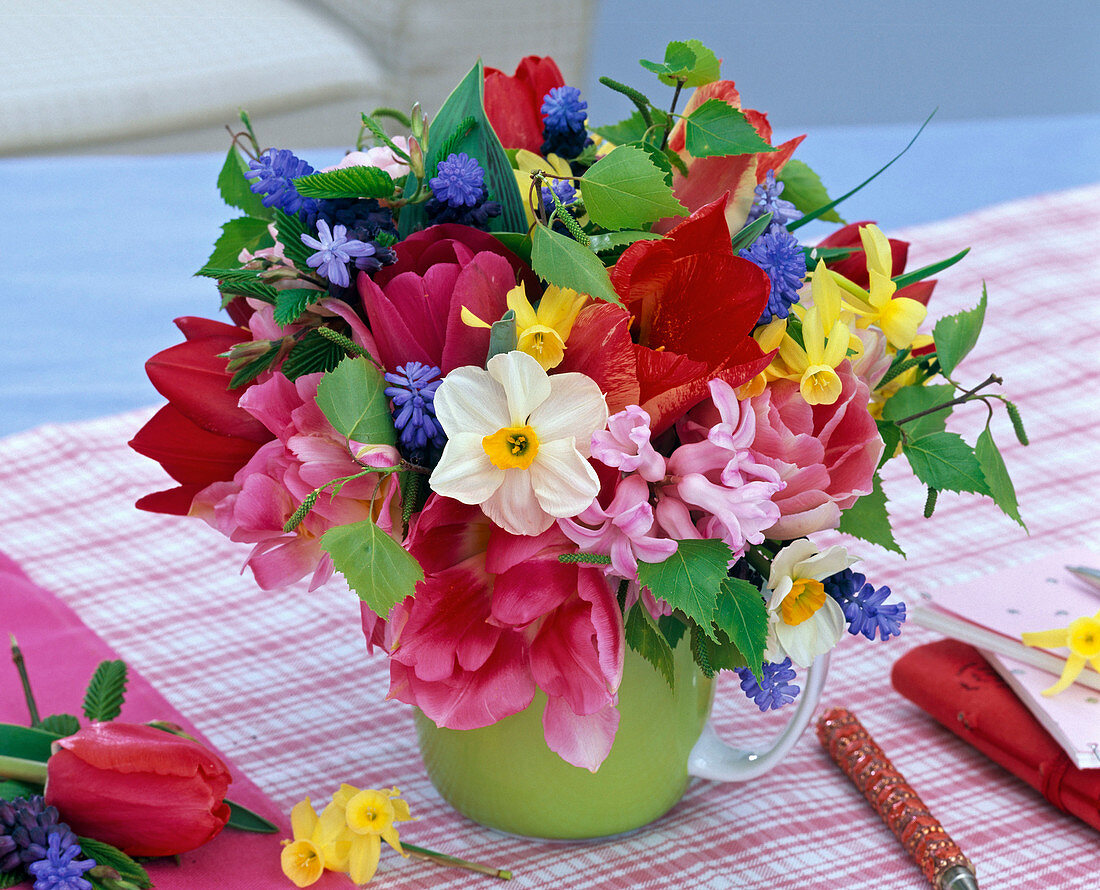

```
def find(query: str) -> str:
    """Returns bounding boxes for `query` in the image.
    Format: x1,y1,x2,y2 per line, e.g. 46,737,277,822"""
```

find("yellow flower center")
799,365,843,406
781,577,827,626
1069,616,1100,658
345,789,395,836
482,424,540,470
517,324,566,369
280,839,325,887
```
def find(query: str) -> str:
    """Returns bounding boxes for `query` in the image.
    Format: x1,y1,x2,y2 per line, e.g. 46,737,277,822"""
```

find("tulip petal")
541,697,621,773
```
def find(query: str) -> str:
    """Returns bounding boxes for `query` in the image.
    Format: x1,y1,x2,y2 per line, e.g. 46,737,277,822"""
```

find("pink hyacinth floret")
590,405,666,483
655,379,784,559
558,474,678,581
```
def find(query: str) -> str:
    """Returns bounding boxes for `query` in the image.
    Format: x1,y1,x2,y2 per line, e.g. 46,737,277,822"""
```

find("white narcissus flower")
764,539,857,668
429,350,608,536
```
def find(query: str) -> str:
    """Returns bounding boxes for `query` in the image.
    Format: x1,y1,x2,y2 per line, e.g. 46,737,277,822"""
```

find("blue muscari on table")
1,115,1097,438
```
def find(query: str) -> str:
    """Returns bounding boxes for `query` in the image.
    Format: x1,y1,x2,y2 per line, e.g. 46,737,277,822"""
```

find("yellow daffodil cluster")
281,784,415,887
462,282,587,370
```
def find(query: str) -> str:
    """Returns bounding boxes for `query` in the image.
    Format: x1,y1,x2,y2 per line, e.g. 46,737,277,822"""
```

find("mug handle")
687,652,831,782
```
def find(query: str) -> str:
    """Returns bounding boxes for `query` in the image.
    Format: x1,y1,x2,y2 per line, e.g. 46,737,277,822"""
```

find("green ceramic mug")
414,635,830,839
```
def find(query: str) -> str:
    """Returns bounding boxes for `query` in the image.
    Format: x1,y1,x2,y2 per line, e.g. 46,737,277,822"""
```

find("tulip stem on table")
0,754,48,784
402,842,513,880
9,634,41,726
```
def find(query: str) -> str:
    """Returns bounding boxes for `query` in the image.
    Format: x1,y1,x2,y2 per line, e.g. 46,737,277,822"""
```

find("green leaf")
639,39,720,87
0,779,41,799
776,159,845,224
429,115,478,177
802,245,857,265
0,870,24,888
203,216,272,270
314,357,396,446
293,165,396,200
837,473,905,555
83,660,128,722
881,383,955,439
713,577,769,678
592,110,650,146
492,231,533,264
226,799,280,833
487,309,517,361
589,230,662,255
37,713,80,736
0,722,61,762
359,113,413,162
976,427,1026,528
217,145,272,219
273,209,315,272
636,539,733,640
218,277,278,304
625,603,675,688
933,284,987,376
658,614,688,651
893,247,970,289
683,99,776,158
399,60,526,236
729,212,773,253
273,288,323,327
322,519,424,618
531,225,622,306
580,144,687,230
78,837,152,888
280,329,345,381
228,342,281,389
903,432,991,496
876,419,902,469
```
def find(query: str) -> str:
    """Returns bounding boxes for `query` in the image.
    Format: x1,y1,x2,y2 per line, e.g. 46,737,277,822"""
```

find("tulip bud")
410,103,425,141
407,138,425,182
44,723,232,857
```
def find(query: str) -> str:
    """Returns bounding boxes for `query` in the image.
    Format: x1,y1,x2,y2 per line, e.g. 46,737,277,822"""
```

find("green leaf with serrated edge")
293,165,396,200
580,144,687,230
78,837,152,888
683,100,777,158
634,141,674,185
226,800,279,833
903,432,991,496
492,231,533,264
217,277,278,303
658,613,688,650
315,357,396,446
229,342,280,389
204,217,272,270
639,41,696,78
360,114,413,161
702,625,749,673
714,577,769,679
281,331,344,381
837,473,905,555
881,383,955,439
217,145,272,220
590,230,662,254
273,288,323,327
729,212,773,253
83,660,127,722
933,285,987,376
976,427,1026,528
399,60,525,236
776,159,845,224
0,722,61,762
273,209,315,271
876,419,901,469
592,110,650,146
487,309,517,361
0,779,41,799
636,540,733,641
531,225,622,306
640,40,720,87
625,602,675,689
322,519,424,618
37,713,80,736
892,247,969,289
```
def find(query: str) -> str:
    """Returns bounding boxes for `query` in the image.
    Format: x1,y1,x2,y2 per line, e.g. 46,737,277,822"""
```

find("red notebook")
891,638,1100,833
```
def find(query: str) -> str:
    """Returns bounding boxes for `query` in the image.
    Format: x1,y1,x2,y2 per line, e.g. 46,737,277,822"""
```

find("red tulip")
129,316,274,514
483,56,565,153
44,723,232,857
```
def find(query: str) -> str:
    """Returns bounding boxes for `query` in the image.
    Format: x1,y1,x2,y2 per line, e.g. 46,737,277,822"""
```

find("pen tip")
940,865,980,890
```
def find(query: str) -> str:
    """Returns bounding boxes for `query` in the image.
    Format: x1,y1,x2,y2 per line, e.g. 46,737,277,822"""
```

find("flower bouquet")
131,39,1025,838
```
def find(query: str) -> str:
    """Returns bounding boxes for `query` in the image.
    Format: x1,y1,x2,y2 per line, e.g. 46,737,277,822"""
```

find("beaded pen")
816,707,979,890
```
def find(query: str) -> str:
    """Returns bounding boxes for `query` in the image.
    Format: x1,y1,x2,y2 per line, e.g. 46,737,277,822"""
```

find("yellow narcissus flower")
826,224,928,350
462,282,587,370
513,150,576,227
280,798,333,888
1022,611,1100,696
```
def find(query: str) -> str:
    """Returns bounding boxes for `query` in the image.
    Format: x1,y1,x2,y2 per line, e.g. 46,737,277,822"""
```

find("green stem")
743,547,772,580
892,373,1003,426
659,78,686,151
402,842,512,880
10,635,40,726
0,754,48,784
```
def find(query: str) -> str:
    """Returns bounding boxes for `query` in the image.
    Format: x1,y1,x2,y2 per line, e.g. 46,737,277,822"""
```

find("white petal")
768,539,818,590
528,439,600,518
434,366,510,438
527,372,608,458
799,544,858,581
487,351,551,425
481,469,554,536
774,598,845,668
429,433,505,504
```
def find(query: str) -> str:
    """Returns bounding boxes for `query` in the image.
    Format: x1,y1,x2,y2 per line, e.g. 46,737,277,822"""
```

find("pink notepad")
0,551,348,889
922,548,1100,769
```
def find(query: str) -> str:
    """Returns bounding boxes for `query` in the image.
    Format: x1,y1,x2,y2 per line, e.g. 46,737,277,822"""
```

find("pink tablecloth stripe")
2,184,1099,889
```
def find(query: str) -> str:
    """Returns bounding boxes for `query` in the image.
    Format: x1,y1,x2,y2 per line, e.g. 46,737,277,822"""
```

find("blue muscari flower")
26,832,94,890
735,658,801,711
739,228,808,324
424,154,501,230
244,148,319,217
301,220,376,289
541,179,577,218
747,169,802,230
823,568,907,641
541,86,588,158
384,363,446,465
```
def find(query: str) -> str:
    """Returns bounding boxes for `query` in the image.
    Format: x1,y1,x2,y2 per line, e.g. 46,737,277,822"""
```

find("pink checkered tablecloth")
2,184,1099,888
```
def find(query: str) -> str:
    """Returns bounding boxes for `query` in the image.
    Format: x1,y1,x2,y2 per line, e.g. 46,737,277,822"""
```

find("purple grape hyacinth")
735,658,801,711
